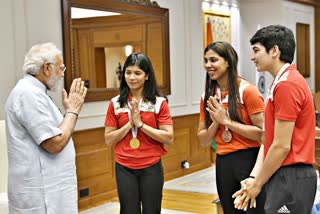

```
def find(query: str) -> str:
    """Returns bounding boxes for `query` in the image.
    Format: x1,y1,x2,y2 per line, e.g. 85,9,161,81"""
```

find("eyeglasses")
60,65,66,73
46,62,66,73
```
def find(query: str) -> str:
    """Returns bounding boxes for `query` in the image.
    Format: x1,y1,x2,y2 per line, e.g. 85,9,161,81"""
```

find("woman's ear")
226,60,229,68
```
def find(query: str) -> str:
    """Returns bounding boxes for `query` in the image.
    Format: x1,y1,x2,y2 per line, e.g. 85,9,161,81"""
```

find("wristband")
65,112,78,118
249,175,255,179
138,123,144,129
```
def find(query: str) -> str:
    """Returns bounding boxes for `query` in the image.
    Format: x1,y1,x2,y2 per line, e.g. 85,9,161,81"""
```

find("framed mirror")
61,0,171,102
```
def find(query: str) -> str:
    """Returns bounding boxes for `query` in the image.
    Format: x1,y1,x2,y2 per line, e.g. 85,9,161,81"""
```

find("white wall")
238,0,315,93
0,1,18,121
160,0,204,116
0,0,63,120
238,0,283,89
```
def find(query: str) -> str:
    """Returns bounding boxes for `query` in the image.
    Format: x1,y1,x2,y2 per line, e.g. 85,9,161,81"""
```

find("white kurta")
5,75,78,214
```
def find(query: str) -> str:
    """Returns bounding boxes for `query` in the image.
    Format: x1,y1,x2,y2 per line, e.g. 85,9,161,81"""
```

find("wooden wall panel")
93,25,144,45
76,149,112,180
77,173,117,209
162,128,190,180
73,127,117,210
73,113,212,210
146,22,164,86
296,23,310,78
94,48,107,88
172,114,212,174
77,29,95,88
316,139,320,165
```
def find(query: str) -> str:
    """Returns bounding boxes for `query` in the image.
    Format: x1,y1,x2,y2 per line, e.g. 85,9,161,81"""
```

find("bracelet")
65,112,78,118
249,175,255,179
138,123,144,129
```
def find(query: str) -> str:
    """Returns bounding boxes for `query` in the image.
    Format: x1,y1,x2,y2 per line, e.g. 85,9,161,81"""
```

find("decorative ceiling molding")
114,0,160,7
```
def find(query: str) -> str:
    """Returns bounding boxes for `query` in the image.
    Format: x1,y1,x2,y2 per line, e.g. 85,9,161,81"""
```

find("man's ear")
43,63,51,76
271,45,281,58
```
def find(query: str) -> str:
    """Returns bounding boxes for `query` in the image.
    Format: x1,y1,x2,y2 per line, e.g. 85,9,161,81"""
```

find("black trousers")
115,160,164,214
264,164,317,214
216,148,266,214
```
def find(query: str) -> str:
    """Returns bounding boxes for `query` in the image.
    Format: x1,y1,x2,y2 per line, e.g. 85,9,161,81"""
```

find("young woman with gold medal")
197,42,266,214
104,53,173,214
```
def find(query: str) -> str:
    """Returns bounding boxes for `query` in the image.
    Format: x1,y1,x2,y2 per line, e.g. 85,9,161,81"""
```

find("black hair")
118,52,164,107
203,42,243,128
250,25,295,64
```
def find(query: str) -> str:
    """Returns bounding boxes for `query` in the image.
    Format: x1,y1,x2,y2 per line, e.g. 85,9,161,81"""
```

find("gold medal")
130,137,140,149
222,129,232,143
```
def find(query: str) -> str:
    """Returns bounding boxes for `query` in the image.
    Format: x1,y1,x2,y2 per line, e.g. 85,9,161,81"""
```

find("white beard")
47,75,64,92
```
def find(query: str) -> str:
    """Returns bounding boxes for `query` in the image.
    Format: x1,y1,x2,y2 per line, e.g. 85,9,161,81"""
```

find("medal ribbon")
216,87,233,143
216,87,229,131
225,108,230,131
267,63,290,102
127,98,143,138
216,87,228,104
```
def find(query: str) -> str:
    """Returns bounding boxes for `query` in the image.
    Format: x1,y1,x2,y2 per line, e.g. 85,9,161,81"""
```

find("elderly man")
5,42,87,213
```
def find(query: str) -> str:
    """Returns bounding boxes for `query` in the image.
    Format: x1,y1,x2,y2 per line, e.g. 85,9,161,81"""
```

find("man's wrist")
65,112,78,118
137,123,144,129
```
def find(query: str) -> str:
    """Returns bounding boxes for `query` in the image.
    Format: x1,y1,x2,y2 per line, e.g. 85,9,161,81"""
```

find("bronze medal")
130,137,140,149
222,129,232,143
